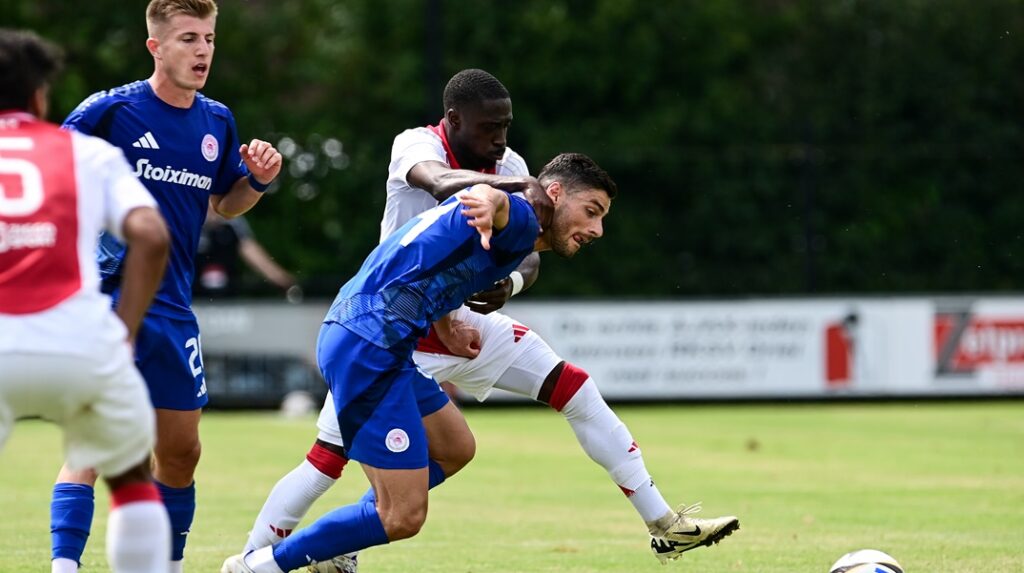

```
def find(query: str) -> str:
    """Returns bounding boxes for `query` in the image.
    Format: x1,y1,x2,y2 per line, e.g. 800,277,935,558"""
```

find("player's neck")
147,74,196,109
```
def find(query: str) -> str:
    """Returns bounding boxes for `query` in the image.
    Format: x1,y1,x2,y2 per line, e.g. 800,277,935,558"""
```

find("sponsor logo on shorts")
201,133,219,162
385,428,410,453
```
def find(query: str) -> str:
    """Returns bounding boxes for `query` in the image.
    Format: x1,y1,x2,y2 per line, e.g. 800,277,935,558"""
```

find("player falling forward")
240,71,739,570
0,29,172,573
48,2,283,572
223,153,618,573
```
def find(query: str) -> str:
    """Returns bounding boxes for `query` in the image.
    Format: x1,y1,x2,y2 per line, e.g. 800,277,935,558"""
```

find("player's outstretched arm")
213,138,283,218
117,206,170,341
409,161,541,202
458,184,510,250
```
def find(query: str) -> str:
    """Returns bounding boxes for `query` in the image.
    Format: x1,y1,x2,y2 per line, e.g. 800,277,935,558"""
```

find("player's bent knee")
380,505,428,541
57,465,99,486
540,362,592,412
441,431,475,474
154,439,201,476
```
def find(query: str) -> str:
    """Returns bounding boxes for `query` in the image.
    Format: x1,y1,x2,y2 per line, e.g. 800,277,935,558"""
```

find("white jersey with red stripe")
0,113,157,356
381,125,528,242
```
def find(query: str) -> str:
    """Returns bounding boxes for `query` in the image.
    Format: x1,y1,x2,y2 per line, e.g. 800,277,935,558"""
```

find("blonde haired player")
48,1,283,572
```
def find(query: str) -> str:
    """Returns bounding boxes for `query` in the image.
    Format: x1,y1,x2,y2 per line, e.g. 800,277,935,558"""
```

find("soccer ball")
829,549,903,573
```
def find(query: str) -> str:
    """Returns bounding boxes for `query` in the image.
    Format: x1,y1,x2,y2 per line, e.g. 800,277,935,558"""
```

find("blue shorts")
317,322,448,469
134,313,209,410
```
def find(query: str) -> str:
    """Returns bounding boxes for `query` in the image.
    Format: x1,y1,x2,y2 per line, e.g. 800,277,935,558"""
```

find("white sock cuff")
246,546,286,573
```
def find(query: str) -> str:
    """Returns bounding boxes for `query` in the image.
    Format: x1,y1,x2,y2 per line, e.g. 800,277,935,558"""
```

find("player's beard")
547,209,580,259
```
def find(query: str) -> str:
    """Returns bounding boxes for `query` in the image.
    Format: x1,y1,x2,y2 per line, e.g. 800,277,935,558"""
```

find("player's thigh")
153,407,202,460
318,324,429,470
5,346,157,478
361,464,429,514
423,400,474,465
413,308,526,400
135,314,209,410
490,330,563,399
315,390,344,447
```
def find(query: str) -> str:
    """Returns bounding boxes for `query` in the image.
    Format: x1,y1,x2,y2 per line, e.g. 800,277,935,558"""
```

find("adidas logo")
131,131,160,149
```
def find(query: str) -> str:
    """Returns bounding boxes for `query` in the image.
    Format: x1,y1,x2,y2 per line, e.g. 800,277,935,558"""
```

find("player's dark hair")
442,69,510,112
538,153,618,199
0,29,63,112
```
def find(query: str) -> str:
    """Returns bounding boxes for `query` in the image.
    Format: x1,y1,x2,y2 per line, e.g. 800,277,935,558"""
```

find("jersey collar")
427,119,497,174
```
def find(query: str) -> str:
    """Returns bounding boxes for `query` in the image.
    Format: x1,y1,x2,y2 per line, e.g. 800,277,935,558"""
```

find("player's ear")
146,36,161,59
29,85,49,119
446,108,460,130
545,181,563,204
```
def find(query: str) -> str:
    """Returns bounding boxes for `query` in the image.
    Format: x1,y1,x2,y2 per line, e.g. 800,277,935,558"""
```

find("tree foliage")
9,0,1024,297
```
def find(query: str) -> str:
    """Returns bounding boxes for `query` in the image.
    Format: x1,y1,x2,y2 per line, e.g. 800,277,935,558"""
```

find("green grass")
1,402,1022,572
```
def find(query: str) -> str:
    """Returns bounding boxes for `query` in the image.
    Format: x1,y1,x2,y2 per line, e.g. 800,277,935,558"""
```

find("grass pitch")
1,402,1022,572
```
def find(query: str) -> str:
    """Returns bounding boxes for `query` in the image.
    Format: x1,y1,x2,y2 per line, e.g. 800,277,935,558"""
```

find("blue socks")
269,461,447,571
358,459,446,505
272,500,388,570
51,483,94,564
155,481,196,562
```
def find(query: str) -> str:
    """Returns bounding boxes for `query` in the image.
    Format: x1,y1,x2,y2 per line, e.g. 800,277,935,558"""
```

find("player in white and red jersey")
0,29,172,573
241,69,738,571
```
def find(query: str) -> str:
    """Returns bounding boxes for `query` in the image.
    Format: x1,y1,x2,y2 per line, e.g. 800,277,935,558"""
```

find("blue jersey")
63,80,248,319
325,192,539,351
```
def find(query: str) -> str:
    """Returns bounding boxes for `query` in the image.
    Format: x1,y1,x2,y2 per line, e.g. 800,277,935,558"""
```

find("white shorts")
317,306,563,446
415,306,562,401
0,343,155,477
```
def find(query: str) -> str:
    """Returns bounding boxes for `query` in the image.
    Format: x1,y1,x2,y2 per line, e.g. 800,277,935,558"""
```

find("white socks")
50,557,78,573
245,460,338,551
106,499,171,573
560,380,673,529
244,546,286,573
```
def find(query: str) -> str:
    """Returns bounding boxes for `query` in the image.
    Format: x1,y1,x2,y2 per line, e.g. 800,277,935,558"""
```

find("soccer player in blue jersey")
220,153,613,573
48,2,282,572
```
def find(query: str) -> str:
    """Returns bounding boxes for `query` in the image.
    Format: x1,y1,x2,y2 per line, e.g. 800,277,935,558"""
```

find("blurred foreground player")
0,29,172,573
242,70,739,569
49,1,283,572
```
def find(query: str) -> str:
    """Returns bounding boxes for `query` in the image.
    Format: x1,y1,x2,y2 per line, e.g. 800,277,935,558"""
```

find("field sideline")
1,402,1021,572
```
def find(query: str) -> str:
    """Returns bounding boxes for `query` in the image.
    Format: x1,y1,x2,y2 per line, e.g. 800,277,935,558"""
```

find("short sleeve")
388,128,447,187
73,133,158,241
62,91,110,136
497,148,530,177
213,107,248,195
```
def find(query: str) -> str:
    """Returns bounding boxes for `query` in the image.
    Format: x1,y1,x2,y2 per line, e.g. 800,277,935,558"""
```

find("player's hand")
241,139,283,187
495,176,542,195
466,277,513,314
459,186,508,250
436,320,482,358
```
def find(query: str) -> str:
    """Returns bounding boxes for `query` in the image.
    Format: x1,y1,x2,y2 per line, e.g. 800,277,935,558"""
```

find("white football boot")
648,502,740,564
306,553,358,573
